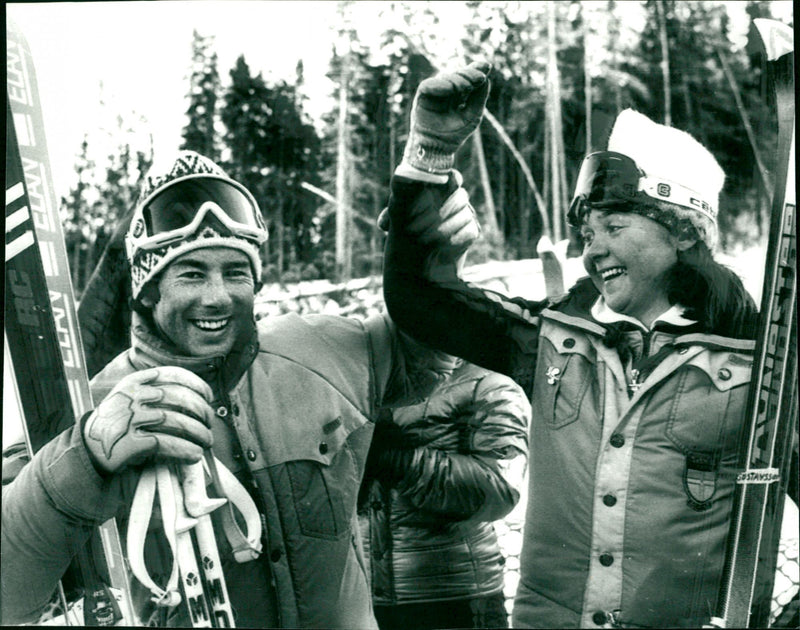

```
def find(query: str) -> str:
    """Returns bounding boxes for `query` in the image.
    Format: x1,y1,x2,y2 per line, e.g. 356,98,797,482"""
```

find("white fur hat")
607,109,725,250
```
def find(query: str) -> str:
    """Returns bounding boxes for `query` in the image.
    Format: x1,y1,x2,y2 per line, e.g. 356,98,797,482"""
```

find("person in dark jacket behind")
1,151,462,628
360,358,530,630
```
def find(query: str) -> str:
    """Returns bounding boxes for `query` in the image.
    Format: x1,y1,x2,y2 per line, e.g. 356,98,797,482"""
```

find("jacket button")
216,406,228,418
563,338,576,348
610,434,625,448
592,611,607,626
718,368,732,381
246,449,257,461
603,494,617,507
599,553,614,566
270,549,282,562
319,442,328,454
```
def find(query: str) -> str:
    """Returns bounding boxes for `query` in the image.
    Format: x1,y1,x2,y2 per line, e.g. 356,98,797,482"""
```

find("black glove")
365,416,415,487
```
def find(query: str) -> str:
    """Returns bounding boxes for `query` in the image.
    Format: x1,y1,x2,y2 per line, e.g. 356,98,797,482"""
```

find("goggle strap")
638,176,716,222
137,201,266,251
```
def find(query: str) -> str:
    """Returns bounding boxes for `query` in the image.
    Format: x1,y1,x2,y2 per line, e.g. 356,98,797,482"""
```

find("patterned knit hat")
606,109,724,250
126,151,266,300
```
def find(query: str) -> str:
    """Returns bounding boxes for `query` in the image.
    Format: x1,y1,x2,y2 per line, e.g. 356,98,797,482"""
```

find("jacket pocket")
665,355,751,455
532,334,595,430
286,459,349,539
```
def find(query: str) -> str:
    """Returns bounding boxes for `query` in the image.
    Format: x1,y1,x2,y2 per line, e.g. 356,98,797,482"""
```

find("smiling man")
1,151,459,628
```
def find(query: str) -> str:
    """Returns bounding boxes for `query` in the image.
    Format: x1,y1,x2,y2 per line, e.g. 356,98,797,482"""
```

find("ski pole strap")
205,453,263,562
127,456,262,606
127,468,182,607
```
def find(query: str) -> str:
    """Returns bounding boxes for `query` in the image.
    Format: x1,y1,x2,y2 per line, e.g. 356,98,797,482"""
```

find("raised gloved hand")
402,61,491,175
83,366,215,474
379,171,481,268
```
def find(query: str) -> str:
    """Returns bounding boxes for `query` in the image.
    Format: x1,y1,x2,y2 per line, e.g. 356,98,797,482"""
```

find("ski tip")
753,19,794,61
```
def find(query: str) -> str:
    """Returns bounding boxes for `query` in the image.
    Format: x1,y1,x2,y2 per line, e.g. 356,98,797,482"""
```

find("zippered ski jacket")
382,176,767,628
360,360,529,606
1,310,456,628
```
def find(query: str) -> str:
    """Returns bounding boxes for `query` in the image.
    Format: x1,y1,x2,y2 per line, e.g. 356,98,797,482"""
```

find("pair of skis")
6,19,240,628
5,38,132,625
711,18,797,630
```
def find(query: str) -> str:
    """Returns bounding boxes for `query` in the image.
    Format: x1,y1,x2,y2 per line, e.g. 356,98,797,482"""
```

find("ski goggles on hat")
567,151,716,225
128,175,268,253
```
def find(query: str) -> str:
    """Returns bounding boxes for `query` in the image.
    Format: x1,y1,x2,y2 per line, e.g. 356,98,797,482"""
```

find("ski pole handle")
160,465,213,628
181,461,236,627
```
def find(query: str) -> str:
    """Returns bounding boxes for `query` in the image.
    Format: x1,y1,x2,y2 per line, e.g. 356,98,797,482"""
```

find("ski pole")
181,460,236,627
158,465,214,628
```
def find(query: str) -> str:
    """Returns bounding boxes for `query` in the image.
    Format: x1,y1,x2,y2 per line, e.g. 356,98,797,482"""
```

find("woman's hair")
666,241,759,339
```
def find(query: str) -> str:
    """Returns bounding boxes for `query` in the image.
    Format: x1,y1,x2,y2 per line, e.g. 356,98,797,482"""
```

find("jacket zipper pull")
628,368,642,393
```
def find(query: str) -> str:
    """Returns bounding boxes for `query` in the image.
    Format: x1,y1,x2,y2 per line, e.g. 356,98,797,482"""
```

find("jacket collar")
591,298,697,332
544,277,753,351
129,312,259,393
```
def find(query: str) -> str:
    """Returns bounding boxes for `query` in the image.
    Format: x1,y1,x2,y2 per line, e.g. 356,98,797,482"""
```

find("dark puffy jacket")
360,360,529,605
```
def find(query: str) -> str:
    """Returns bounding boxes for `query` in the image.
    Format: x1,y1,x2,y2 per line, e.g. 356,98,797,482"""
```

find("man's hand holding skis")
83,366,215,474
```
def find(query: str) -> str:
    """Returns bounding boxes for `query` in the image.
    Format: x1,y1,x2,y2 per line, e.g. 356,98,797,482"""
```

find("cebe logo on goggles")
567,151,716,226
127,175,268,258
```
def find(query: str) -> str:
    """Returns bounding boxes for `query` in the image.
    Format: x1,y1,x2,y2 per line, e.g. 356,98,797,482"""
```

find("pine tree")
221,55,322,281
181,30,222,161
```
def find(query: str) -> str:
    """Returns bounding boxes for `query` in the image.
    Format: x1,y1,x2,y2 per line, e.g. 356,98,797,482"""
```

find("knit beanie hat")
605,109,725,250
126,151,265,300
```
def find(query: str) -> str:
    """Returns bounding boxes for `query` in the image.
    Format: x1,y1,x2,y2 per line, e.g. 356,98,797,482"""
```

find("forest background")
6,0,795,293
5,4,798,613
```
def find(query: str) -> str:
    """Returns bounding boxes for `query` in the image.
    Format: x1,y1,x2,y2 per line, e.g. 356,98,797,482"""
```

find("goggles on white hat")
567,151,717,226
126,175,268,261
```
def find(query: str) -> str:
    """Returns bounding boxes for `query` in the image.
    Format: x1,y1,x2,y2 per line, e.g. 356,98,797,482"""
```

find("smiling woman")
579,210,690,328
380,65,773,626
568,109,758,339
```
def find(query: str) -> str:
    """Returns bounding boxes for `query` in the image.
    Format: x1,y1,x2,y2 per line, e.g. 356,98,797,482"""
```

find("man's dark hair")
130,278,161,316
